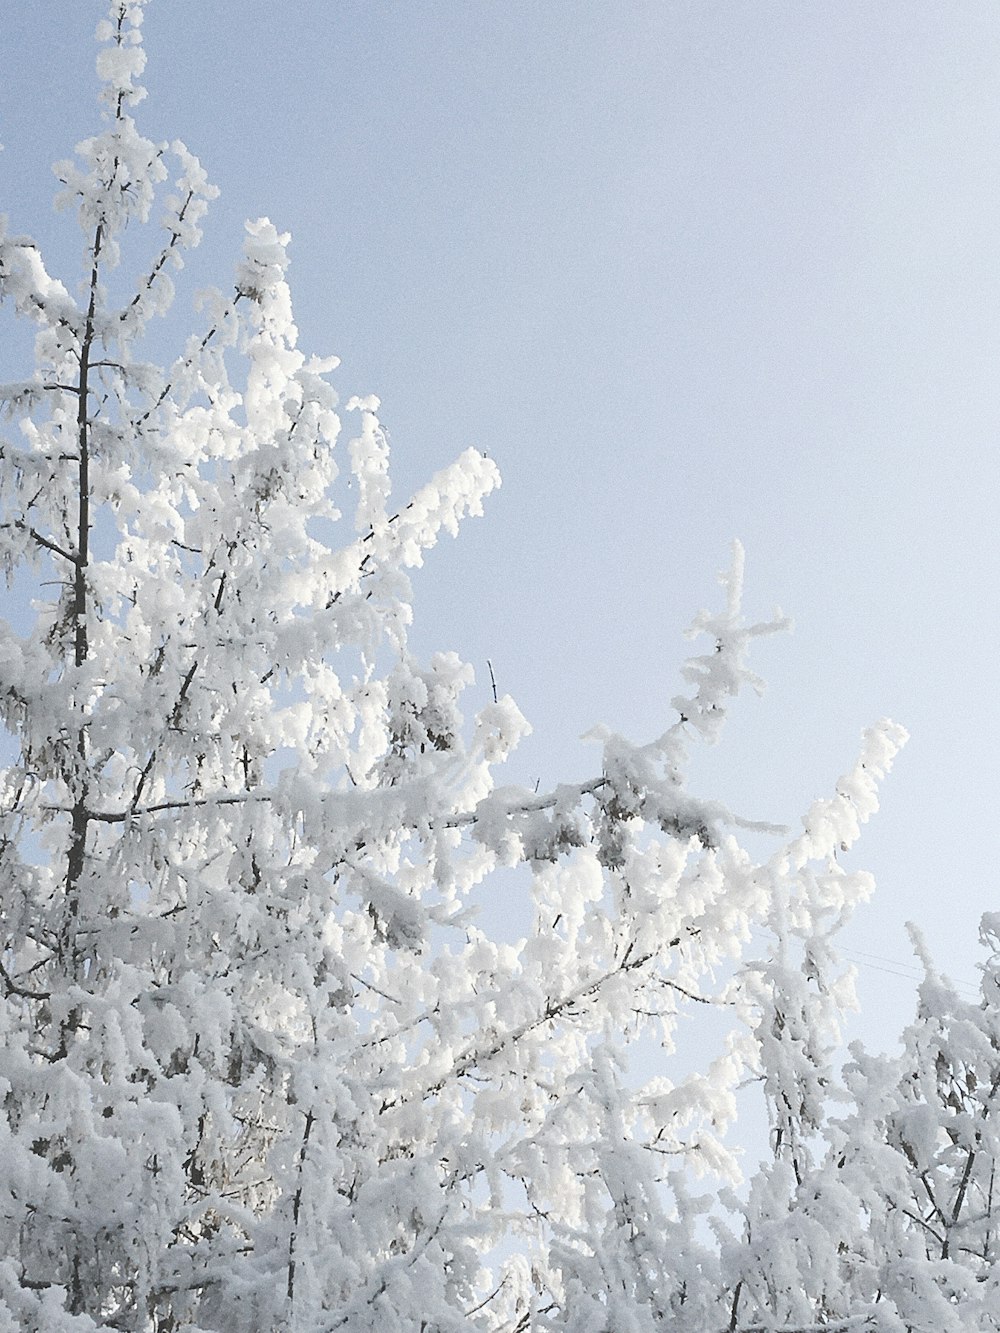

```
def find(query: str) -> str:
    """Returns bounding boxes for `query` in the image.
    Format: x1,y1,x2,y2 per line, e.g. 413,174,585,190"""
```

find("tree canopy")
0,5,997,1330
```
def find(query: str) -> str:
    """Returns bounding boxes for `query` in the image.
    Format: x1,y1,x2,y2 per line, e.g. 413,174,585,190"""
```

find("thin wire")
838,946,980,999
747,926,982,1000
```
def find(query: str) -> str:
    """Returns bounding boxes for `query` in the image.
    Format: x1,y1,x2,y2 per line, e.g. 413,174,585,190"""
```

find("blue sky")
3,2,999,1046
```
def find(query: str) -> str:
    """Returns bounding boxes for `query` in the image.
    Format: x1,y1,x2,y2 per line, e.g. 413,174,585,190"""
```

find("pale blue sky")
3,2,1000,1045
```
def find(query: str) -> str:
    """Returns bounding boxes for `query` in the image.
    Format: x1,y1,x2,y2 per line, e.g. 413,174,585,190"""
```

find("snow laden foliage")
0,5,995,1331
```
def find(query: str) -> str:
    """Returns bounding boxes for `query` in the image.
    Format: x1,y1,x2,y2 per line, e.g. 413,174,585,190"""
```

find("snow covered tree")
815,921,1000,1331
6,4,985,1331
711,917,1000,1333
